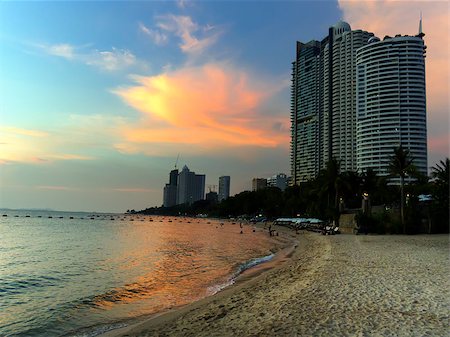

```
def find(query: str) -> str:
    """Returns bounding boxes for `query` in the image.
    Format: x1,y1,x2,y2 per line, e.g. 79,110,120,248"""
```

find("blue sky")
0,1,448,212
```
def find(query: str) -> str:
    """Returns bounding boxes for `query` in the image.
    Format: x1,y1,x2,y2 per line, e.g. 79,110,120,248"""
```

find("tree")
431,158,449,184
431,158,450,232
389,146,415,233
316,159,342,224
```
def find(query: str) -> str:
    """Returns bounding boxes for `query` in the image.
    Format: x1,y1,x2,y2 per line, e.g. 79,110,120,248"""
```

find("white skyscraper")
356,29,427,176
330,26,374,172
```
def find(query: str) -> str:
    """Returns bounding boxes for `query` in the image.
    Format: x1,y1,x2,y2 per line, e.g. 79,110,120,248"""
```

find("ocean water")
0,210,279,337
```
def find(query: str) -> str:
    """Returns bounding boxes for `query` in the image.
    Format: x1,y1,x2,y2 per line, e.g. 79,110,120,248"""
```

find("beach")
102,230,449,337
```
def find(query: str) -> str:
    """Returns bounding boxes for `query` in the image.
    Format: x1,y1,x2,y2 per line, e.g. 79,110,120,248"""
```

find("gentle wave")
68,322,128,337
207,253,275,295
0,212,280,337
0,275,63,294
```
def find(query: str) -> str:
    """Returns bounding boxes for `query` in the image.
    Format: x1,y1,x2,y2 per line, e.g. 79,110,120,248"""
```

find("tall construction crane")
174,154,180,169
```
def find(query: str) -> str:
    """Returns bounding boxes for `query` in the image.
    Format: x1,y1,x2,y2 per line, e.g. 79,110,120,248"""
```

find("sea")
0,210,281,337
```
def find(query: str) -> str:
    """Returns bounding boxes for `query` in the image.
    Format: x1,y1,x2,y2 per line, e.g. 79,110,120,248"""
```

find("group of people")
266,223,279,237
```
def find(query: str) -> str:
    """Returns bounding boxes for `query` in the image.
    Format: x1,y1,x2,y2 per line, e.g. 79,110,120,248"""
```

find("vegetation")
388,146,416,233
138,152,449,234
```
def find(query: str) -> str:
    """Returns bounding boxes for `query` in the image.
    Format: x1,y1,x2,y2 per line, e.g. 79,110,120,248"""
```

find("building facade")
163,169,178,207
206,191,219,204
331,27,374,172
291,41,321,184
267,173,288,191
176,165,205,205
252,178,267,191
218,176,230,202
291,21,373,184
356,33,427,176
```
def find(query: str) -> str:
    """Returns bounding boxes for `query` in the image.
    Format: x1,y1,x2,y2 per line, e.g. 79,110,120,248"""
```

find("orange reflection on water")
91,217,274,317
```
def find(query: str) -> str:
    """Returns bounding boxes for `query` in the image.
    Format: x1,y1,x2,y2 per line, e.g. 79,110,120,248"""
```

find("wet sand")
102,230,449,337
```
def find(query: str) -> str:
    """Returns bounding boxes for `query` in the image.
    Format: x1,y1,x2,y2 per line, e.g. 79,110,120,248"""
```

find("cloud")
46,43,75,59
338,0,449,163
36,185,78,191
176,0,190,9
84,48,137,71
139,22,168,45
47,154,94,161
145,14,221,56
37,43,142,71
0,126,48,138
113,63,289,156
113,188,157,193
0,118,113,165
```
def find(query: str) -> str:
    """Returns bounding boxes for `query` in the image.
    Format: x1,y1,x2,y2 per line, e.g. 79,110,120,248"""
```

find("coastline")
100,230,449,337
98,222,299,337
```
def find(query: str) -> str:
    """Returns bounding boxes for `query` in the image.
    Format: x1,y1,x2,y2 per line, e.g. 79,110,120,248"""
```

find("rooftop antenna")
174,154,180,169
418,11,425,38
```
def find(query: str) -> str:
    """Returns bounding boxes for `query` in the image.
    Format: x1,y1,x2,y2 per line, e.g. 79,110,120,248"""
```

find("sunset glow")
0,1,447,211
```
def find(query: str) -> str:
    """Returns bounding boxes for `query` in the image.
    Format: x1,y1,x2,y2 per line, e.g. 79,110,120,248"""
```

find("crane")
174,154,180,169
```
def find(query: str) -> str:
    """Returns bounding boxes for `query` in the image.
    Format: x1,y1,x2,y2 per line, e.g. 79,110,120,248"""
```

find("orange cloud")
114,63,288,154
0,125,96,164
36,185,78,191
0,126,48,138
338,0,449,161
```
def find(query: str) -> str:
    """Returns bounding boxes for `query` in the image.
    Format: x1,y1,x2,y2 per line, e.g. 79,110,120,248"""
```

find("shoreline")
99,231,449,337
98,222,299,337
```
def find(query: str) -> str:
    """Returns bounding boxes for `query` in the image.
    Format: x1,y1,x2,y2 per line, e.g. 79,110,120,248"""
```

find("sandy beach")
102,229,449,337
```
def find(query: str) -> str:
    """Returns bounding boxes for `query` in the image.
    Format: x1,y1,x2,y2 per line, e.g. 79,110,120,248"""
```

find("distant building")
206,191,219,204
163,169,178,207
252,178,267,191
267,173,288,191
218,176,230,202
177,165,205,205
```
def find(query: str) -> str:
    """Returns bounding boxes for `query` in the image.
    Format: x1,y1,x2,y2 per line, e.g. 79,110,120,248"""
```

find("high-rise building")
267,173,288,191
330,27,374,172
356,29,427,176
291,41,321,183
252,178,267,191
291,21,373,184
218,176,230,202
163,169,178,207
176,165,205,205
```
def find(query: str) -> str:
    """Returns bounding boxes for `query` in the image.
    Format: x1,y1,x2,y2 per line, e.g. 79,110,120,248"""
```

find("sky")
0,1,448,212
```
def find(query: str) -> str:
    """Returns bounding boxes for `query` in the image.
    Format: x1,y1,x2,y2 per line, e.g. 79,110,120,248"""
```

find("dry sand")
102,230,449,337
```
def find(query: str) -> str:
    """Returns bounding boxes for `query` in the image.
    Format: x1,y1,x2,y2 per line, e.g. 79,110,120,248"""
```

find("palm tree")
431,158,449,185
431,158,449,233
389,146,415,233
317,159,342,224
